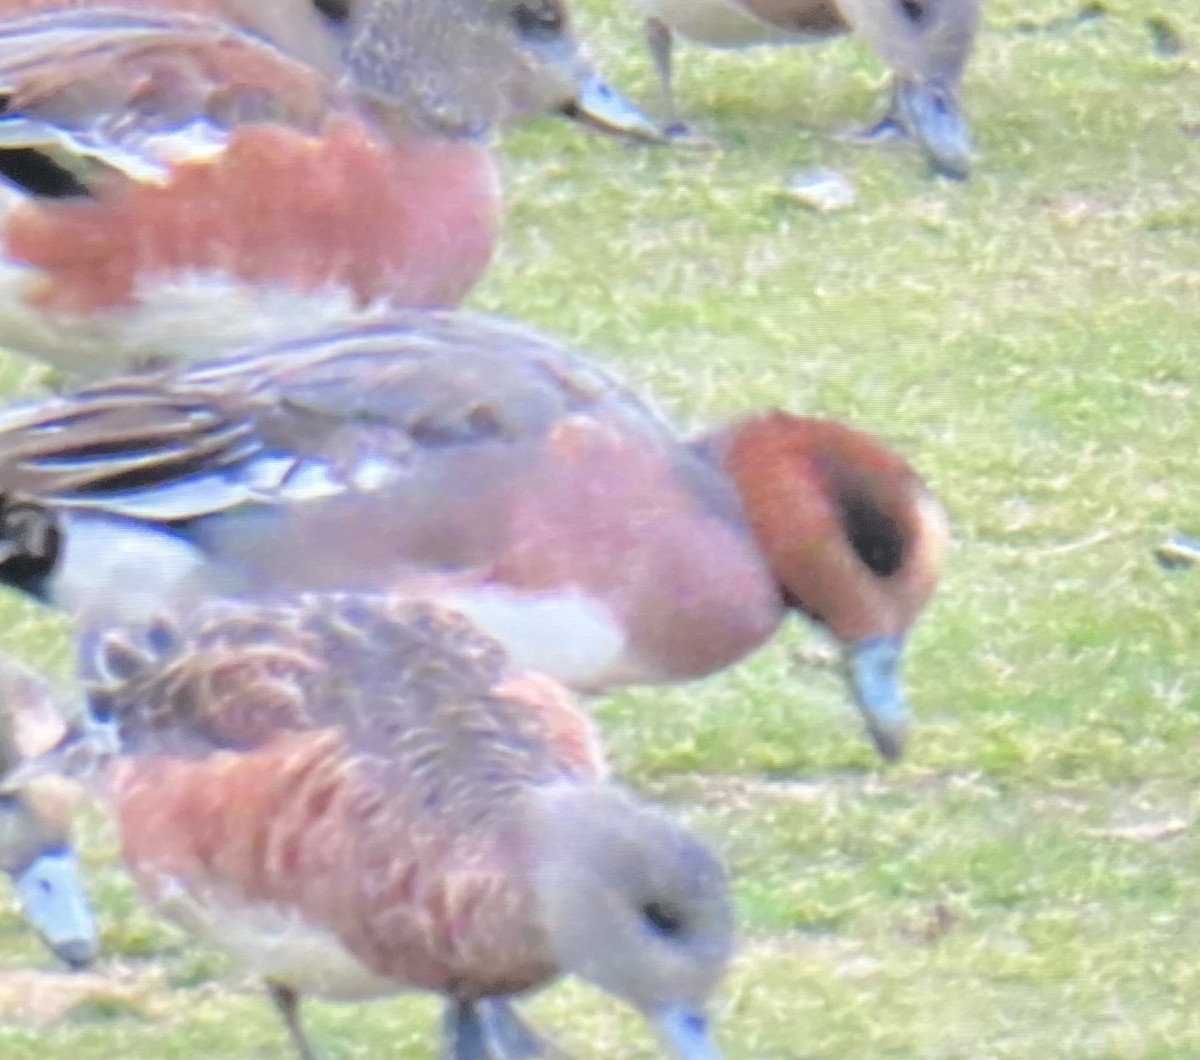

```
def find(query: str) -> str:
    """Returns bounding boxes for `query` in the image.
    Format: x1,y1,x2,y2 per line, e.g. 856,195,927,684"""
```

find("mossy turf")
0,0,1198,1055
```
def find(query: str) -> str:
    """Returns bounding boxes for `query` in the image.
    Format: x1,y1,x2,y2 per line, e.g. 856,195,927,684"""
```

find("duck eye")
837,491,906,578
312,0,350,24
511,0,564,37
898,0,926,23
642,900,685,938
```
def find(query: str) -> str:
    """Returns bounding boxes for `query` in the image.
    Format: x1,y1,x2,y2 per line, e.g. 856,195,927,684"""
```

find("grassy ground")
0,0,1198,1056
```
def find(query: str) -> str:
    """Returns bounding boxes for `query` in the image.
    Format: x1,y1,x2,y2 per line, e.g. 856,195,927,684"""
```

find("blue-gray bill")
895,77,972,180
13,848,98,969
564,77,669,143
656,1006,722,1060
846,636,910,762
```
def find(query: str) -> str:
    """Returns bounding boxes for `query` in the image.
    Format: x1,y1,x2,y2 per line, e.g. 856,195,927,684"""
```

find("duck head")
841,0,980,177
275,0,664,141
532,784,732,1058
0,653,97,969
714,412,950,761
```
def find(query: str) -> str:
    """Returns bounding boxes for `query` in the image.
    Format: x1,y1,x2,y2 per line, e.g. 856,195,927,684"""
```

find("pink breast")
492,424,785,685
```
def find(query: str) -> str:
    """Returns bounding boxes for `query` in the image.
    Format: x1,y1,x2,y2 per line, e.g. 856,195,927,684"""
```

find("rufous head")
531,784,732,1058
715,412,950,761
264,0,663,141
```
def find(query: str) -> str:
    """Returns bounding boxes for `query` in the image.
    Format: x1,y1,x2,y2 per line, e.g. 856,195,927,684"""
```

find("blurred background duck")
0,650,97,969
0,0,660,377
0,311,948,760
629,0,981,176
54,593,733,1058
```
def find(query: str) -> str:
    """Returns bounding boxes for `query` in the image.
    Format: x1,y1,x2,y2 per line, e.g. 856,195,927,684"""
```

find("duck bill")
846,636,910,762
561,74,667,143
655,1006,723,1060
13,847,98,968
895,76,972,180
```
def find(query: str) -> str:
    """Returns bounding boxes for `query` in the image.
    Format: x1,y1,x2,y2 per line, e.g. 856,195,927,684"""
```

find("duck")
0,310,949,759
0,0,661,377
631,0,981,176
50,591,732,1058
0,650,97,968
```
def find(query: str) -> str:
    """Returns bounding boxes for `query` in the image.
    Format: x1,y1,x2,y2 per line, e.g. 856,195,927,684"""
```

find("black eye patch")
642,901,685,937
512,1,564,37
313,0,351,24
836,490,906,578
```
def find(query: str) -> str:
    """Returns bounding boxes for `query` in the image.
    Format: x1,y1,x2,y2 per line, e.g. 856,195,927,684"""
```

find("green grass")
1,0,1199,1055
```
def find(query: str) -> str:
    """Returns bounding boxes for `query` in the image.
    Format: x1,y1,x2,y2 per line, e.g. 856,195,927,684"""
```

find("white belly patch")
153,875,398,1002
0,259,394,378
438,587,629,692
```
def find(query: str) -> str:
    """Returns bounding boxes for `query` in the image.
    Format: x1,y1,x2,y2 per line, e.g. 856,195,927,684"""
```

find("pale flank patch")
46,514,216,624
152,876,398,1002
0,264,396,378
440,587,631,692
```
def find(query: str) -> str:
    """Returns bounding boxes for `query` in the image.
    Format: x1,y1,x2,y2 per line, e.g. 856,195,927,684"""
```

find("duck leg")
840,79,907,145
267,982,320,1060
442,998,564,1059
443,1001,491,1060
644,17,688,137
477,998,565,1057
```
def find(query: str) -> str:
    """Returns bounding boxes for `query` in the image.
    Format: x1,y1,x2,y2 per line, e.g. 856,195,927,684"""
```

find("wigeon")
0,650,97,967
0,0,660,376
0,310,949,759
631,0,981,176
50,592,733,1058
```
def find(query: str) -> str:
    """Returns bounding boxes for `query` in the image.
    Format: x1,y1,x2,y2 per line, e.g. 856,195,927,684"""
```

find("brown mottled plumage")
80,594,732,1058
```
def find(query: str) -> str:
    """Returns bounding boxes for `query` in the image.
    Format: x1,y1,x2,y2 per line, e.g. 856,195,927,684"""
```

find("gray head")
0,653,98,969
289,0,662,140
4,838,98,970
841,0,981,177
532,785,733,1058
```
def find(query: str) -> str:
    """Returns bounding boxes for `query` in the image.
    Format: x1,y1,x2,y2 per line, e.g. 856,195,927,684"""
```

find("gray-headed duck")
632,0,980,176
0,0,660,375
0,651,97,967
